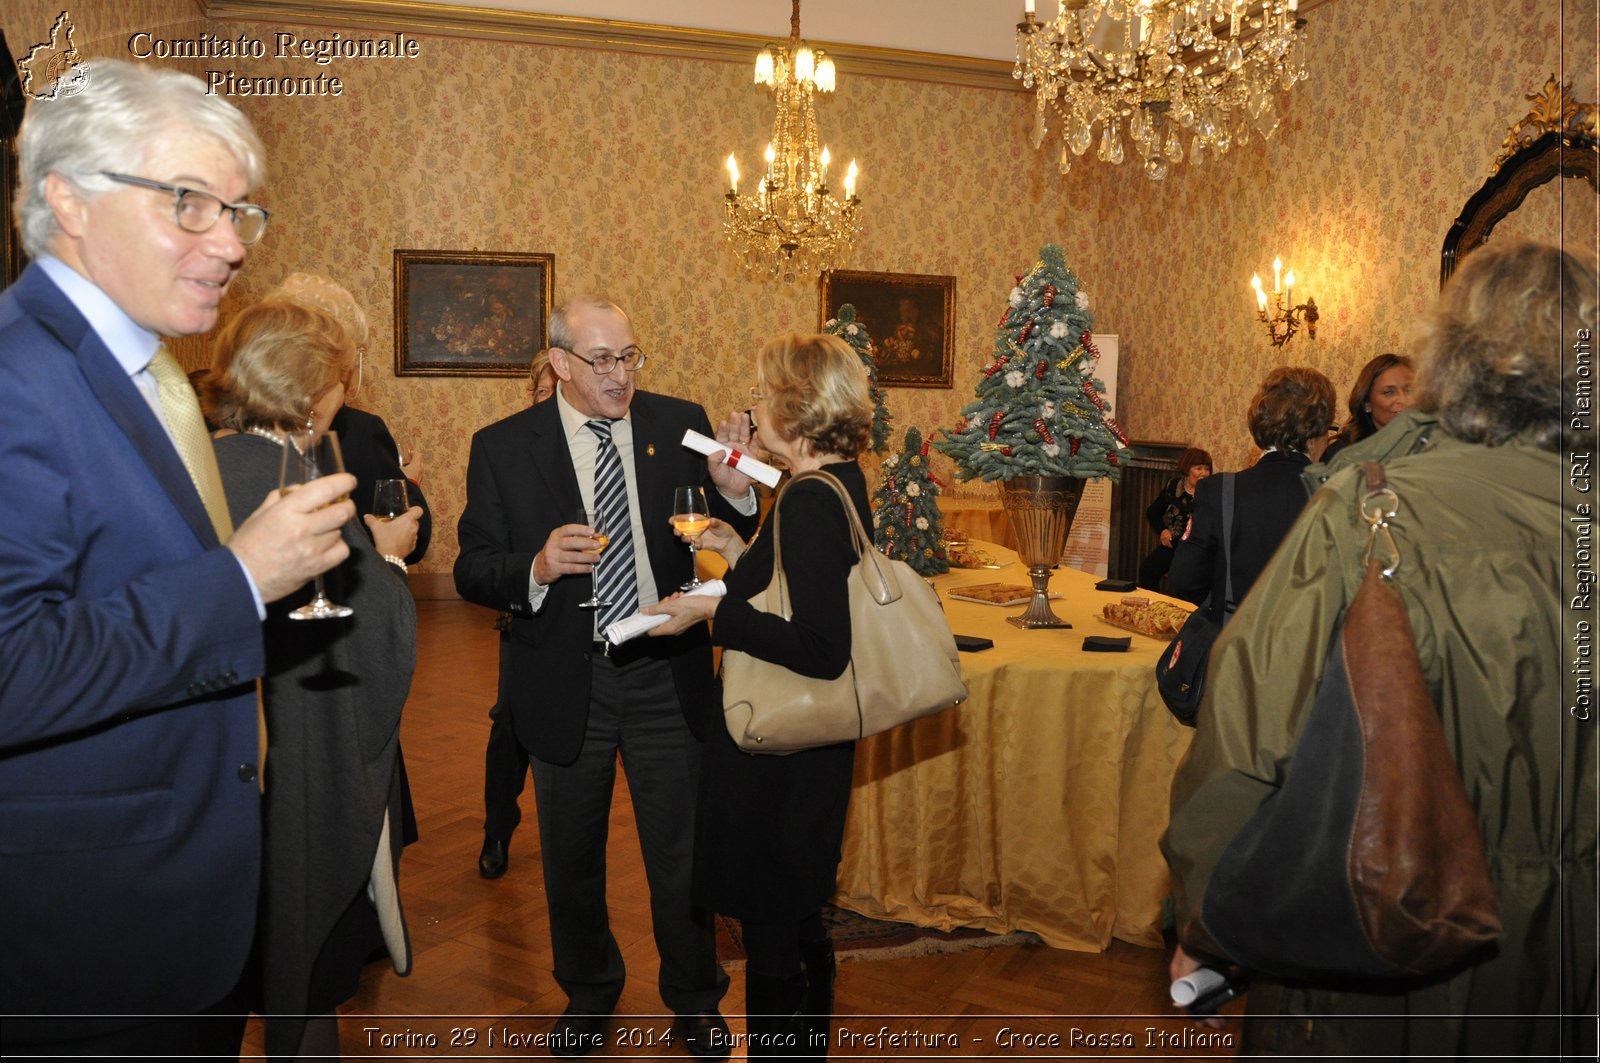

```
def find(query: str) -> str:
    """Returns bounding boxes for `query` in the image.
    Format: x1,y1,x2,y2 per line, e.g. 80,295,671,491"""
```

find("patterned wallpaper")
9,0,1593,575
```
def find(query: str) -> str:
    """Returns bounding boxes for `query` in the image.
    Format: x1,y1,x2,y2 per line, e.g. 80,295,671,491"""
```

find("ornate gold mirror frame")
1440,76,1598,288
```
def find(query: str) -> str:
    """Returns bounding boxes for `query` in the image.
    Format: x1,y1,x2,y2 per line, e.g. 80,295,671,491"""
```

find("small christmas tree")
934,244,1127,481
824,304,892,454
871,427,950,576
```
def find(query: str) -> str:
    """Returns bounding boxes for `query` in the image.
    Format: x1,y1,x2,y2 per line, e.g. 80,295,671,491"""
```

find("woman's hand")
641,592,718,636
676,516,746,567
1168,944,1232,1029
365,506,422,560
1160,529,1174,548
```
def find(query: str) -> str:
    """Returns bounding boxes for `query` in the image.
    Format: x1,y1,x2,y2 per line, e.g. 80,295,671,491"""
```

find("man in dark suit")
455,296,757,1059
0,60,355,1057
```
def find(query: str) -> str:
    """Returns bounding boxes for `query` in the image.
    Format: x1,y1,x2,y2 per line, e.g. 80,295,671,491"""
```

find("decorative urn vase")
999,475,1085,629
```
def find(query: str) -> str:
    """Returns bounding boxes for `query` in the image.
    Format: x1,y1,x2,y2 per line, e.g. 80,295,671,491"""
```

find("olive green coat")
1163,418,1596,1056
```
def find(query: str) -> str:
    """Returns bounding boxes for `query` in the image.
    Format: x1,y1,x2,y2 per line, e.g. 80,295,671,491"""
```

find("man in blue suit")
0,60,355,1057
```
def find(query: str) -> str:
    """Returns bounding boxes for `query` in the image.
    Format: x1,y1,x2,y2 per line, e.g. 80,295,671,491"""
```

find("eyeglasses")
100,172,271,245
351,346,366,397
561,347,647,375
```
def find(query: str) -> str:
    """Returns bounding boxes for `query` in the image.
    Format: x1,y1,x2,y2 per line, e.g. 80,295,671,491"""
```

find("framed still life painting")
394,249,554,377
819,269,956,388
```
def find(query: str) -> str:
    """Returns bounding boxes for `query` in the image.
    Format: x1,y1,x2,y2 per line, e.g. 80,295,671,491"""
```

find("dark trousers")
483,698,529,841
1138,544,1175,592
2,991,247,1059
529,653,727,1015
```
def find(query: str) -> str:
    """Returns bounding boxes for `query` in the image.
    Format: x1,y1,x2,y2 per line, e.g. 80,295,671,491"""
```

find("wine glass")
670,486,710,590
574,507,611,610
372,479,409,522
280,428,354,620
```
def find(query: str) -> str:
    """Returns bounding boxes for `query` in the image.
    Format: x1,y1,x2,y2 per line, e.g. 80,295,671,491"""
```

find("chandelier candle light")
724,0,861,282
1250,256,1318,345
1015,0,1310,180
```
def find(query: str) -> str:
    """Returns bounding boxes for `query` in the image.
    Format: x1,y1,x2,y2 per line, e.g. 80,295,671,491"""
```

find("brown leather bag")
1190,464,1502,981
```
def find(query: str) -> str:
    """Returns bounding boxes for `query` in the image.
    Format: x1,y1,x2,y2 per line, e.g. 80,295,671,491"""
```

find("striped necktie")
586,419,639,632
147,345,234,543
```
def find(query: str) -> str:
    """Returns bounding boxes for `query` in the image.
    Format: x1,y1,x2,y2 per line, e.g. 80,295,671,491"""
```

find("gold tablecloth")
939,498,1017,552
833,543,1194,951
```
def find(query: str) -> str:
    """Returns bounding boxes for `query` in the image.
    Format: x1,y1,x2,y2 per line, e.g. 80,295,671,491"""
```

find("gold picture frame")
820,269,956,389
394,249,554,377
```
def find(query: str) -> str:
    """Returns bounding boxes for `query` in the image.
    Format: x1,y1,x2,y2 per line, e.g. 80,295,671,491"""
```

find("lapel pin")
646,443,656,457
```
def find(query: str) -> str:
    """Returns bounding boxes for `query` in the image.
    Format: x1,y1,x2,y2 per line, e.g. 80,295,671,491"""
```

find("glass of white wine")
280,428,354,620
670,486,710,590
574,507,611,610
372,479,409,522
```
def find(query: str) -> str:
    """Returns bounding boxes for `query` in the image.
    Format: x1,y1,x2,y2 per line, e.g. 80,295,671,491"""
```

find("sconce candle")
1251,258,1318,346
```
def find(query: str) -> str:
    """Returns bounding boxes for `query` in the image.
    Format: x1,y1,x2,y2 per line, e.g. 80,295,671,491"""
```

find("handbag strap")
765,469,899,619
1358,462,1402,578
1220,472,1236,612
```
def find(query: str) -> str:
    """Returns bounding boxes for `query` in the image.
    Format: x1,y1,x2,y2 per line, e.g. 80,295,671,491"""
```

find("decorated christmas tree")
824,304,892,454
871,427,950,576
934,244,1127,481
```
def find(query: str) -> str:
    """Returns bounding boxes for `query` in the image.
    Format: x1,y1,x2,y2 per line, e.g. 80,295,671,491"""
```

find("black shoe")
675,1011,731,1060
549,1010,608,1058
478,835,509,879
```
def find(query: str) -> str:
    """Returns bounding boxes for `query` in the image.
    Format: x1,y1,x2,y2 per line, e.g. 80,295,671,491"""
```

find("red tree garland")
1018,320,1034,345
1042,283,1056,307
983,356,1008,378
1070,437,1081,456
1033,417,1055,446
1082,379,1106,410
988,410,1005,440
1105,416,1131,446
904,501,914,528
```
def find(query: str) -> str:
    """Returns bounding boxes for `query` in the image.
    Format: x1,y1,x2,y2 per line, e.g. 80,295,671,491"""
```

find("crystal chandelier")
1015,0,1310,180
723,0,861,282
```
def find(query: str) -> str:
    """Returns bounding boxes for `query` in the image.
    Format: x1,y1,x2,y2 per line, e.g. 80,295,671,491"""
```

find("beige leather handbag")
722,470,968,755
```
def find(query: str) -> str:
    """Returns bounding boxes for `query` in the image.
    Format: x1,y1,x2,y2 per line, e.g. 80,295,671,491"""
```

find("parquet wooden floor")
243,599,1242,1059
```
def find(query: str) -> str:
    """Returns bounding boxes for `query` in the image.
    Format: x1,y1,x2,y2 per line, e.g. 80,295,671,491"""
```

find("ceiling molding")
200,0,1025,92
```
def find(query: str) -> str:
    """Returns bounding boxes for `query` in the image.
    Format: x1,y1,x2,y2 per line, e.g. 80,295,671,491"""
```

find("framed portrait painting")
394,249,554,377
819,269,956,388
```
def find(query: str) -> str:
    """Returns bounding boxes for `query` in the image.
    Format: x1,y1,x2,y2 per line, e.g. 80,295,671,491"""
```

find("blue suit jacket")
0,263,265,1017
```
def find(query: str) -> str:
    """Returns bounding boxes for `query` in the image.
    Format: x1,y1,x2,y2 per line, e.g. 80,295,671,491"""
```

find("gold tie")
147,346,234,543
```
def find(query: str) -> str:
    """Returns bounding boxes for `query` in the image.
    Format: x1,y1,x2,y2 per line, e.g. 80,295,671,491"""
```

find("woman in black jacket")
645,333,875,1058
1170,366,1335,614
1136,446,1212,591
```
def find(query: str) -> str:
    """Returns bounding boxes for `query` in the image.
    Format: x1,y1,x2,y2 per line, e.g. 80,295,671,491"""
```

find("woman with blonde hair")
205,299,423,1059
645,332,875,1057
1163,239,1596,1056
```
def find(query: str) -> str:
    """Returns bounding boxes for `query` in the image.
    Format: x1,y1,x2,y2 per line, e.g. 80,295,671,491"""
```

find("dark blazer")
332,404,432,565
0,263,265,1017
1170,450,1314,611
454,391,756,765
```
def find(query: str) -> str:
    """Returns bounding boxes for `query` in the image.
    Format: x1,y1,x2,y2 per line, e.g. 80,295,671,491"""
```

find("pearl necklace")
244,426,286,445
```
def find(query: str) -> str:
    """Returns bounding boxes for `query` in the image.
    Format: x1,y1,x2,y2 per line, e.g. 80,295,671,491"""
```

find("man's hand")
533,521,603,586
228,472,357,603
1160,529,1174,548
705,410,755,497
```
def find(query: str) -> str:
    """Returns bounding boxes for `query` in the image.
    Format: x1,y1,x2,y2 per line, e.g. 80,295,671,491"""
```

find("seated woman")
1323,352,1414,460
1136,446,1212,591
1169,366,1335,613
1163,239,1594,1057
203,300,423,1059
644,333,874,1058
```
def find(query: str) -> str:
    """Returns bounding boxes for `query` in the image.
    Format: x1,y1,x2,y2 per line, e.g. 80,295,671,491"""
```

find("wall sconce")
1250,257,1319,346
